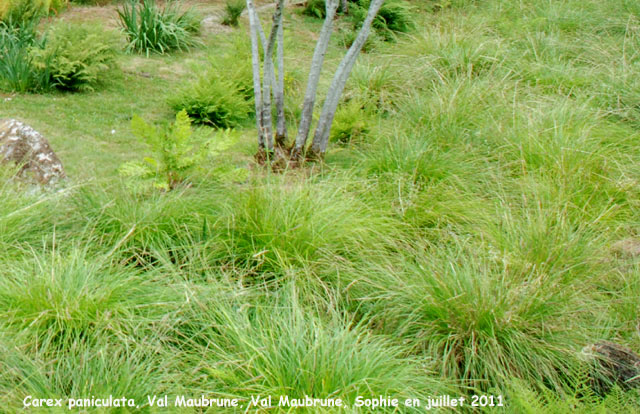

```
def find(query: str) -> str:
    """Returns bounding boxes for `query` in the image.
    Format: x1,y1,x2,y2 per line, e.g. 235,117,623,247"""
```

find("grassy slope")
1,0,640,412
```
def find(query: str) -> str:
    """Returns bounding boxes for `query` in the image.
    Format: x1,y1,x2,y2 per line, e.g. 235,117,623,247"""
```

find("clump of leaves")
1,17,117,93
119,110,205,191
30,23,118,91
350,0,414,41
0,0,67,23
168,53,253,127
0,15,52,92
117,0,201,56
330,100,371,144
221,0,245,27
302,0,326,18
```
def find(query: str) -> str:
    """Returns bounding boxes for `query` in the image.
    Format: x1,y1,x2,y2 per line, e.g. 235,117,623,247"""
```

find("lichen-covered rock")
0,119,66,185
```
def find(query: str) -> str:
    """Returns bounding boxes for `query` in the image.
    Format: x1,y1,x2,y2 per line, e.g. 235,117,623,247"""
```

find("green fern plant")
30,23,118,91
119,110,206,191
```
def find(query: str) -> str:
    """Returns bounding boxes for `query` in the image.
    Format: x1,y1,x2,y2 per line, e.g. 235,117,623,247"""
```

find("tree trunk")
253,0,285,153
310,0,384,157
292,0,340,159
257,14,279,122
246,0,265,149
340,0,348,14
274,14,287,147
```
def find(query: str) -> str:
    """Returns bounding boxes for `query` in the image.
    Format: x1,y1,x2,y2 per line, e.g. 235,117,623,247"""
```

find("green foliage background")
1,0,640,412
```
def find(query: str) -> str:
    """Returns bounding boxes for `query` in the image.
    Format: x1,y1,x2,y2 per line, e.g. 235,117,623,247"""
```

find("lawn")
1,0,640,412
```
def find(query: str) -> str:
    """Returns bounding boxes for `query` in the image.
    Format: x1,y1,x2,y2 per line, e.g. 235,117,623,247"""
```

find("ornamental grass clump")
0,15,51,92
117,0,201,56
221,0,245,27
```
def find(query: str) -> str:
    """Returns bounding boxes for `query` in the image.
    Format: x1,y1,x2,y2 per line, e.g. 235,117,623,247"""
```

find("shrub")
168,53,253,127
0,0,67,23
302,0,358,18
0,18,117,93
30,23,118,91
302,0,325,18
0,17,52,92
350,0,414,41
117,0,201,56
221,0,245,27
168,76,252,128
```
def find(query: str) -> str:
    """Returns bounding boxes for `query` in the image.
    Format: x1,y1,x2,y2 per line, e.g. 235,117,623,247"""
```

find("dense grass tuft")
117,0,201,56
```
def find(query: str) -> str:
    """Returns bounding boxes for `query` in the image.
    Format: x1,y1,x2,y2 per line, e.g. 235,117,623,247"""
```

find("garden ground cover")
1,0,640,412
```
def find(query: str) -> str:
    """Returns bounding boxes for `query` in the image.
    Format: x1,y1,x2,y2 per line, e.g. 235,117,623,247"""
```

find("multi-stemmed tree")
245,0,385,162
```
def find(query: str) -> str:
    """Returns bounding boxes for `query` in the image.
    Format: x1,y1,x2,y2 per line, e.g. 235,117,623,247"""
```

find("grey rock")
0,119,66,185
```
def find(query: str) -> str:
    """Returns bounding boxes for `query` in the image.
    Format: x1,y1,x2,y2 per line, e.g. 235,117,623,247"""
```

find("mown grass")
1,0,640,412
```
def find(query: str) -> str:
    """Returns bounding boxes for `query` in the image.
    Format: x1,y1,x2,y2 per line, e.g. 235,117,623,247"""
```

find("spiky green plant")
117,0,201,55
221,0,245,27
0,17,51,92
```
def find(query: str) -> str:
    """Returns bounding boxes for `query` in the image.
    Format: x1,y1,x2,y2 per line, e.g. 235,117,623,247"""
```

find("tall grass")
171,281,452,404
209,174,397,277
337,240,592,392
117,0,201,55
0,17,52,92
1,0,640,411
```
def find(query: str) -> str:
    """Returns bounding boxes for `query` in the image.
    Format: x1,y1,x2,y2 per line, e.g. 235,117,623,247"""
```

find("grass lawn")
1,0,640,412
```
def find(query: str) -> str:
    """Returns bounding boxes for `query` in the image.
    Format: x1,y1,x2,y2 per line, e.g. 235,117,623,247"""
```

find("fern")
119,110,242,191
120,110,200,191
508,371,640,413
30,23,118,91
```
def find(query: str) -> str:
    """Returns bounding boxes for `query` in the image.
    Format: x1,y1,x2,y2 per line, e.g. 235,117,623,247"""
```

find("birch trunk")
247,0,265,149
256,0,285,152
292,0,340,158
257,15,278,116
340,0,348,14
274,15,287,146
311,0,384,157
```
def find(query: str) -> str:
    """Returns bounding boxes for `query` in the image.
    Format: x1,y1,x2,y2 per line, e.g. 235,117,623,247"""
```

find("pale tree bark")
252,1,286,152
292,0,340,158
257,18,278,107
340,0,348,14
311,0,385,157
274,17,287,146
246,0,265,149
257,12,287,146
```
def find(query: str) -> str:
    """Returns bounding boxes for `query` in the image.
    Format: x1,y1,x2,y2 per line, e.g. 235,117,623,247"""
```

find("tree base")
254,144,325,171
